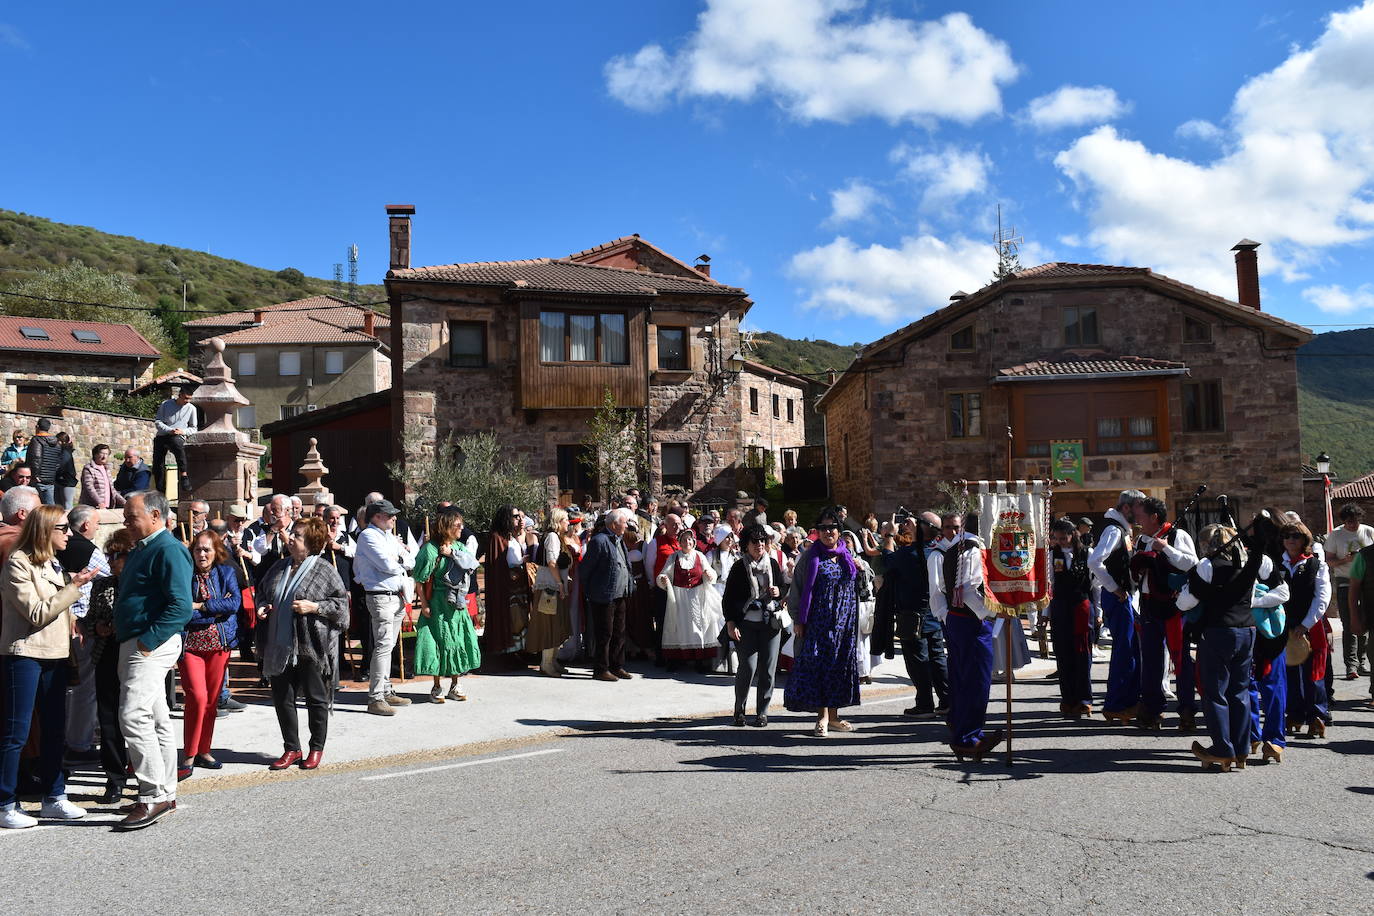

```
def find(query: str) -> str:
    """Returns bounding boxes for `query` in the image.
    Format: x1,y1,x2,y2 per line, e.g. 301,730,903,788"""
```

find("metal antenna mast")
347,244,359,303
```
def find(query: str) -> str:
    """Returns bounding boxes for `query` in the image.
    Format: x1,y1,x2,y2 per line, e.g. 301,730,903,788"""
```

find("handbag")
1285,629,1312,666
536,588,559,616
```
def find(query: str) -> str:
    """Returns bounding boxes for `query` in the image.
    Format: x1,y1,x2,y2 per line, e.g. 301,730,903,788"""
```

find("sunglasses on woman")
54,524,70,533
817,524,839,532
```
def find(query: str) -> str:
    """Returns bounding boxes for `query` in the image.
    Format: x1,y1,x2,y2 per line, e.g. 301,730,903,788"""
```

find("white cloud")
1176,118,1224,143
0,23,29,51
893,143,992,208
788,234,995,322
825,180,885,225
604,0,1018,125
1302,283,1374,314
1054,2,1374,295
1023,85,1129,130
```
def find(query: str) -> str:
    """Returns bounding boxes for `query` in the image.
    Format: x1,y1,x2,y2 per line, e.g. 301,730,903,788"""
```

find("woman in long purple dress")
784,511,861,737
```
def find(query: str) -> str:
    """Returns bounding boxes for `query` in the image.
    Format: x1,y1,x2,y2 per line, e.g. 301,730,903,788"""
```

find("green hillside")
748,330,860,379
1297,327,1374,479
0,209,385,356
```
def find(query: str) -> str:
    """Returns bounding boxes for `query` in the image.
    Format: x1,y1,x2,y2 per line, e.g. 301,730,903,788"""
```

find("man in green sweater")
114,489,193,831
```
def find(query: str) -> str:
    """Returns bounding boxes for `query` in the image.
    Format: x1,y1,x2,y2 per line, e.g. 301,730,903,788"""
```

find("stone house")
382,206,752,506
0,315,160,413
738,360,810,477
818,242,1313,525
183,296,390,429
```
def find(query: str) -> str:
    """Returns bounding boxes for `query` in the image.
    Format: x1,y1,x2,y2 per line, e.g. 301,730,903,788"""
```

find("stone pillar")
295,437,334,508
184,337,266,519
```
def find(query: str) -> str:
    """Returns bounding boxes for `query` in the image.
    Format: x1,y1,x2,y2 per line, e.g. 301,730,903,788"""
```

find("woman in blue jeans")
0,505,100,828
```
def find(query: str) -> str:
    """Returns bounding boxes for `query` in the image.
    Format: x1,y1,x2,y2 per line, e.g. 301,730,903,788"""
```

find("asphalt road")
4,673,1372,915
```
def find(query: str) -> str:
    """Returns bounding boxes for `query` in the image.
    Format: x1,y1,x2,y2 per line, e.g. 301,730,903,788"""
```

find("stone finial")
295,437,334,505
190,336,251,445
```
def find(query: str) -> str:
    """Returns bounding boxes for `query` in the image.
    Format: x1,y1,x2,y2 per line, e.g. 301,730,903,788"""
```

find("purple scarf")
794,537,857,625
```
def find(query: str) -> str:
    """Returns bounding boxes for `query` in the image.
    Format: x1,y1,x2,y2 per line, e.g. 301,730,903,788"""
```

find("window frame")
655,326,688,371
1182,380,1225,432
237,352,256,377
447,320,488,369
279,404,310,419
947,390,984,439
1061,306,1100,347
323,350,345,376
1182,313,1213,344
236,405,257,429
660,443,692,490
772,392,780,419
537,309,629,365
749,387,759,414
278,351,301,377
949,323,975,352
786,398,795,424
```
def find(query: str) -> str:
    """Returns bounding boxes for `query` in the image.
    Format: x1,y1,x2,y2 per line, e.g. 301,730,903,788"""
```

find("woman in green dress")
412,508,482,703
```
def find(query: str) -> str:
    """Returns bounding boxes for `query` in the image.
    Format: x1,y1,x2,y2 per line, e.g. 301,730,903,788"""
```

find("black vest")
1358,544,1374,611
1189,550,1261,629
1103,518,1133,589
939,539,977,610
1051,545,1091,606
1282,555,1320,633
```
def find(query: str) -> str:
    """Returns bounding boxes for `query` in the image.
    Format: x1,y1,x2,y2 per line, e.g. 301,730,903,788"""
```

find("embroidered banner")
1051,440,1084,486
978,480,1051,614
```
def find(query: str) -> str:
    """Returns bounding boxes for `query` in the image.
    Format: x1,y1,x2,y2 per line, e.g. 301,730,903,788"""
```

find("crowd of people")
1,457,1370,831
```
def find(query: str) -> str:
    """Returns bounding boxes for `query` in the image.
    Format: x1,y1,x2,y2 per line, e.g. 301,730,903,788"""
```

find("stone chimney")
1232,239,1261,309
387,204,415,270
252,309,264,324
363,310,375,337
695,254,712,278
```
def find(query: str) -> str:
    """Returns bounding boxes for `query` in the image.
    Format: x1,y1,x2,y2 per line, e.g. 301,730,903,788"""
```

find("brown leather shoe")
301,750,323,770
612,669,633,680
115,801,174,831
593,670,620,682
270,750,303,771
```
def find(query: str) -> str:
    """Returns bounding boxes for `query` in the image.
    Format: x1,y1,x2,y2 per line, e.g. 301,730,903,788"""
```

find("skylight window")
72,330,102,343
19,327,49,340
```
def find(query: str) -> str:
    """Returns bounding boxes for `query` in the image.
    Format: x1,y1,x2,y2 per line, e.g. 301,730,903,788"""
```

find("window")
1062,306,1100,346
324,351,344,375
1096,416,1157,453
72,330,102,344
1183,315,1212,343
19,326,48,340
236,405,257,428
749,388,759,414
787,398,795,423
949,324,975,351
948,391,983,438
556,444,598,498
237,352,256,377
278,351,301,376
279,405,310,419
661,444,691,489
448,321,487,368
1183,381,1224,431
656,327,688,370
772,393,780,418
538,310,628,364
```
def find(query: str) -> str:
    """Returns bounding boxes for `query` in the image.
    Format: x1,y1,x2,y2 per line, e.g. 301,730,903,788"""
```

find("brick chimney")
252,309,264,324
387,204,416,271
694,254,711,278
1232,239,1261,309
363,310,375,337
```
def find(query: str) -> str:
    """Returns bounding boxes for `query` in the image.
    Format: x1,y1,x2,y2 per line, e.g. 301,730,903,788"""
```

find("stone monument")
294,437,334,508
184,337,266,519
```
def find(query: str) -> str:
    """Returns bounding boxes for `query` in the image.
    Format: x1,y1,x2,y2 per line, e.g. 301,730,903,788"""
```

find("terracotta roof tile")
183,296,389,332
1013,262,1149,279
566,234,718,283
1331,472,1374,500
0,315,161,359
217,316,379,346
389,258,744,297
996,354,1189,381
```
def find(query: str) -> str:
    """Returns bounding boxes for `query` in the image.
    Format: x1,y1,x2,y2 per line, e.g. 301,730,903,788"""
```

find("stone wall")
391,282,744,504
1,353,157,411
822,371,873,513
823,282,1306,520
738,368,808,474
1,406,159,459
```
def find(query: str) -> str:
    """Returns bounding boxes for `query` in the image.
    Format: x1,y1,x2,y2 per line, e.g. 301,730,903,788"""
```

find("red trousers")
177,649,229,757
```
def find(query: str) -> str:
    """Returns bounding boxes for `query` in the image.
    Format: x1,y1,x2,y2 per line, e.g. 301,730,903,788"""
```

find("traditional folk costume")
1129,524,1198,728
783,540,860,713
928,532,999,755
484,531,533,657
1049,542,1094,716
1248,570,1290,762
1088,508,1142,722
1281,550,1331,736
657,548,723,662
412,538,482,679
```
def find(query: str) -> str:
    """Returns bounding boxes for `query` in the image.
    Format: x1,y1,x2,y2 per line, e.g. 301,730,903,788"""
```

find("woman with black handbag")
723,525,788,727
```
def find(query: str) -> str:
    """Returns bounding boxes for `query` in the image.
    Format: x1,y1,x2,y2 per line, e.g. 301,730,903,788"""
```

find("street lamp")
1315,452,1331,475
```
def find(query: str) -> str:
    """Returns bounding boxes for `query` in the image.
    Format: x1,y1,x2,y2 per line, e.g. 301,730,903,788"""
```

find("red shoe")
301,750,323,771
269,750,303,771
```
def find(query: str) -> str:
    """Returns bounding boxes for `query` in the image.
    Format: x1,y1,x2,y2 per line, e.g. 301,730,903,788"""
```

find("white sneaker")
39,797,86,821
0,806,38,829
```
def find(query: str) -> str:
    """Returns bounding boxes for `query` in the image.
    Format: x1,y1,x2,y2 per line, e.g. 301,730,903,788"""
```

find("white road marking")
359,748,565,782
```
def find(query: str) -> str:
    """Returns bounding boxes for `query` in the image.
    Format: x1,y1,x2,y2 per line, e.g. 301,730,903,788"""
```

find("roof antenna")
992,204,1023,281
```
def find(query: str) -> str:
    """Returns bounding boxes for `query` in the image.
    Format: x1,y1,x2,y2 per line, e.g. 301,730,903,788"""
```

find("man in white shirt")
1324,503,1374,679
1131,497,1198,730
927,513,1000,759
152,388,197,495
354,499,416,715
1089,488,1146,722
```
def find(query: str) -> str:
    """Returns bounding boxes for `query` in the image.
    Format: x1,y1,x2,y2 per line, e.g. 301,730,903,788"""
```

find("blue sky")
4,1,1374,344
